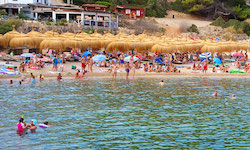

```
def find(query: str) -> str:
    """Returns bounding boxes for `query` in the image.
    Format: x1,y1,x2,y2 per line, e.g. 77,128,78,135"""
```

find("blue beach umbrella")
81,51,92,60
92,55,106,62
199,52,212,61
213,57,222,64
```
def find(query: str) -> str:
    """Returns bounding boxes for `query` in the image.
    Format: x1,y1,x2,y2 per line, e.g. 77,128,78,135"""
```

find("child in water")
39,74,44,81
159,80,164,86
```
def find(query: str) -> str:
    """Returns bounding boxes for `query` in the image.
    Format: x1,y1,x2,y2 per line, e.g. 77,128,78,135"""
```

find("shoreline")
1,72,250,80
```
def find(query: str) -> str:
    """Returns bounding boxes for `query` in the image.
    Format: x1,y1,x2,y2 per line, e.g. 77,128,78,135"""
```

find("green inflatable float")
230,70,246,73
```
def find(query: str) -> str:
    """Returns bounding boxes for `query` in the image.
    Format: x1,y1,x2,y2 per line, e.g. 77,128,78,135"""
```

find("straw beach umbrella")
40,38,64,52
82,38,101,50
3,26,20,44
0,35,8,48
64,38,84,50
9,34,34,48
107,41,130,52
151,44,173,53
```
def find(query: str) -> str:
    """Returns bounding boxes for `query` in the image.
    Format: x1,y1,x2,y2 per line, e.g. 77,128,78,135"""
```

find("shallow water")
0,78,249,149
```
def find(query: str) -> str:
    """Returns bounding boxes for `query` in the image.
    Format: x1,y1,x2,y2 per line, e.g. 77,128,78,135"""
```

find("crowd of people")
3,48,249,84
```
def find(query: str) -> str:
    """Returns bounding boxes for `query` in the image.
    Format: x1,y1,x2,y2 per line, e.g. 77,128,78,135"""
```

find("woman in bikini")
125,62,130,80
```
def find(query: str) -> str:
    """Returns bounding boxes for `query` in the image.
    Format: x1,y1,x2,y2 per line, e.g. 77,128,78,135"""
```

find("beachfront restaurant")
33,5,118,28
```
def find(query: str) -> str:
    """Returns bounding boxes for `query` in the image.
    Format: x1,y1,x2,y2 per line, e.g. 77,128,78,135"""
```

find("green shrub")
95,1,111,7
84,28,94,34
0,19,22,34
159,27,166,32
210,16,225,26
97,28,105,34
18,10,29,19
0,9,7,16
187,24,199,34
59,18,67,26
211,17,250,36
46,21,51,25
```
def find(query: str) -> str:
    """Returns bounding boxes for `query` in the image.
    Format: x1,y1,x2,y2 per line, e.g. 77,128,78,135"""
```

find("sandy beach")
1,60,249,81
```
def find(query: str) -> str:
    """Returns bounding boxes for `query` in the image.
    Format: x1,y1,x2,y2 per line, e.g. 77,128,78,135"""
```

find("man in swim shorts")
125,62,130,79
52,56,58,71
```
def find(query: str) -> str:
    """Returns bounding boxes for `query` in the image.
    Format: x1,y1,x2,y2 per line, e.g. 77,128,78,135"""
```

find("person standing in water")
57,73,62,81
213,91,218,97
112,63,119,79
81,57,86,71
131,62,136,79
30,73,36,84
27,120,37,133
159,80,164,86
17,118,27,134
125,62,130,79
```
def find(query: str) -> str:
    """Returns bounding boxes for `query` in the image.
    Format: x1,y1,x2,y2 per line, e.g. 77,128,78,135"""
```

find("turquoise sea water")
0,78,249,149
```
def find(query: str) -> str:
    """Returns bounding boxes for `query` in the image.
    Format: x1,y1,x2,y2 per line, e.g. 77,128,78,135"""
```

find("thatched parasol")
0,34,8,48
9,34,34,48
3,26,20,44
82,38,101,50
151,44,173,53
64,38,84,50
107,41,130,52
40,38,64,52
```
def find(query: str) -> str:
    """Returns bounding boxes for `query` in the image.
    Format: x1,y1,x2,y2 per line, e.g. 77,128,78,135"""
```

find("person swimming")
159,80,164,86
232,94,236,99
57,73,62,81
27,120,37,133
17,118,27,132
38,121,49,128
213,91,218,97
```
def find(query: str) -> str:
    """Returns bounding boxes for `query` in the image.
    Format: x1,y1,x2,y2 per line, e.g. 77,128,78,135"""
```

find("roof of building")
82,4,107,8
114,5,145,10
0,3,28,8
